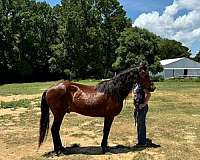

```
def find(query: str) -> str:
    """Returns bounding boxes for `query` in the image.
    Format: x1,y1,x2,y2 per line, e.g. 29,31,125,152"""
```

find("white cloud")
133,0,200,54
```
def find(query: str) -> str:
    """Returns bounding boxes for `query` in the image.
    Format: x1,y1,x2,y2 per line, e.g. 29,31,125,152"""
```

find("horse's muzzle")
151,86,156,92
147,82,156,92
149,84,156,92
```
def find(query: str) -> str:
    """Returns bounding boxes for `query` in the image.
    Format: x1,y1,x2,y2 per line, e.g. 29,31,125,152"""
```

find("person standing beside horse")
133,64,154,146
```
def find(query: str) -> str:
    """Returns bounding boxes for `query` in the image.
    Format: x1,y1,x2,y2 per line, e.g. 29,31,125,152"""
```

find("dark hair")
96,68,138,103
139,63,148,71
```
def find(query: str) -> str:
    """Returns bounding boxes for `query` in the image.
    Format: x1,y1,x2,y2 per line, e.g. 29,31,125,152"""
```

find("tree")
96,0,132,77
0,0,60,82
59,0,131,79
0,0,24,82
113,27,163,74
157,39,191,60
0,0,194,83
194,51,200,63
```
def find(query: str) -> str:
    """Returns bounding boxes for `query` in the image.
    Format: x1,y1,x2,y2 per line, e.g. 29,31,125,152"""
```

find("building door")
184,69,188,76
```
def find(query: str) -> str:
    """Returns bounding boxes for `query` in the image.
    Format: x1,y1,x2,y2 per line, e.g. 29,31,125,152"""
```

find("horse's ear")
138,66,144,72
138,63,147,72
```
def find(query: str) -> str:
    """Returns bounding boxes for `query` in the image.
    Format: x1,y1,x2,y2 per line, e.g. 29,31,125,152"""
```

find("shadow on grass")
43,143,161,157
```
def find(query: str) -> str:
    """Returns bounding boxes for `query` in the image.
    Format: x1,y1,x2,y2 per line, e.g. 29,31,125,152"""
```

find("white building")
159,57,200,79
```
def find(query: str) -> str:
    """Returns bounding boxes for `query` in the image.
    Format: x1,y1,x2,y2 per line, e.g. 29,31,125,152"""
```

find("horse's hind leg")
101,116,114,153
51,115,65,153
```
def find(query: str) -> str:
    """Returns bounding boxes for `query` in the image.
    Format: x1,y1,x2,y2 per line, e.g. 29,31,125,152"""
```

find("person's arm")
139,89,151,109
144,90,151,106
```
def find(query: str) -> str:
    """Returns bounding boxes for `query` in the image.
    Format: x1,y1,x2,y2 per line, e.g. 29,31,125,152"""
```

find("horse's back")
67,82,96,92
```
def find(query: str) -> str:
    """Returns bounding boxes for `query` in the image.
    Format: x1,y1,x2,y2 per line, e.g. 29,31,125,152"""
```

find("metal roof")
160,57,200,69
160,58,184,66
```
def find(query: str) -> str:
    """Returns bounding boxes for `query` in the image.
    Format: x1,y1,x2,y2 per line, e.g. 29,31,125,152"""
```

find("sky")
38,0,200,56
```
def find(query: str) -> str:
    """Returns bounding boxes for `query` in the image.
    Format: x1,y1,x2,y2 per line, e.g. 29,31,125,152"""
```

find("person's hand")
139,104,146,109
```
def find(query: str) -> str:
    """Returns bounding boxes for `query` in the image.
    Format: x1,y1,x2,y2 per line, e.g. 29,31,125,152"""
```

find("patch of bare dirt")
0,108,28,116
0,94,41,102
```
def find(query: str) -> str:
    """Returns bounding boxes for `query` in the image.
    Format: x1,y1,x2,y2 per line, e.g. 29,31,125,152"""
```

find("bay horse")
38,66,155,153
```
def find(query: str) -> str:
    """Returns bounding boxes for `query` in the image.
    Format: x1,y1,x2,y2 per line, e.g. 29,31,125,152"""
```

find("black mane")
96,68,139,103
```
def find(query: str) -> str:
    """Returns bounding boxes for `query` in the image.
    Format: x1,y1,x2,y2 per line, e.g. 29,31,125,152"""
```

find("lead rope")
132,92,138,126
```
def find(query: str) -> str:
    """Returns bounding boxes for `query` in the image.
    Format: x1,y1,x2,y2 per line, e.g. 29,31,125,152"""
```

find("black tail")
38,90,49,149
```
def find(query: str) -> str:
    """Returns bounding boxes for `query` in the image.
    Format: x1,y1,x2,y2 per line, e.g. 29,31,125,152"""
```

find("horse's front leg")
101,116,114,153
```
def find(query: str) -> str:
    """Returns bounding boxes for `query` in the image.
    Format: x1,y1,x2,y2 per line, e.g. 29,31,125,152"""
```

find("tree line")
0,0,195,83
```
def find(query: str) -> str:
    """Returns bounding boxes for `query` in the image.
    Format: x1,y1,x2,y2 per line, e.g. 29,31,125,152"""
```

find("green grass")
0,79,199,96
0,80,100,96
0,81,56,96
0,99,32,109
156,81,200,91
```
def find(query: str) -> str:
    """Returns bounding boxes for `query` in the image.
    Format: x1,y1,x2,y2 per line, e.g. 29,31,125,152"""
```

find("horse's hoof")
102,146,110,154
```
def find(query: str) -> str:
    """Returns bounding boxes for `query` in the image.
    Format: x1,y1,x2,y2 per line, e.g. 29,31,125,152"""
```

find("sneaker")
147,143,161,147
145,138,161,147
146,138,152,145
135,143,147,147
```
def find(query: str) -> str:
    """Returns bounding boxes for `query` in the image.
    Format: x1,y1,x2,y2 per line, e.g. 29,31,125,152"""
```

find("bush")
151,75,164,82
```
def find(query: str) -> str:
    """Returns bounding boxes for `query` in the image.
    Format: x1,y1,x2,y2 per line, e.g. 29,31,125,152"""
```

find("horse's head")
137,64,156,92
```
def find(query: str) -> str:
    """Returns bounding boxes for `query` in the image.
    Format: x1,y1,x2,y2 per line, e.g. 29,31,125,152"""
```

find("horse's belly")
71,93,108,117
71,96,122,117
72,104,106,117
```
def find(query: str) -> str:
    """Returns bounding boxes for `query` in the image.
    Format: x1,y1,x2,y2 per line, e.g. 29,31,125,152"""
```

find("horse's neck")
96,68,138,103
111,70,138,102
112,79,135,101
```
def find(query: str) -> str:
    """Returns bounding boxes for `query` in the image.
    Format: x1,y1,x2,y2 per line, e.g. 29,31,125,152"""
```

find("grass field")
0,80,200,160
